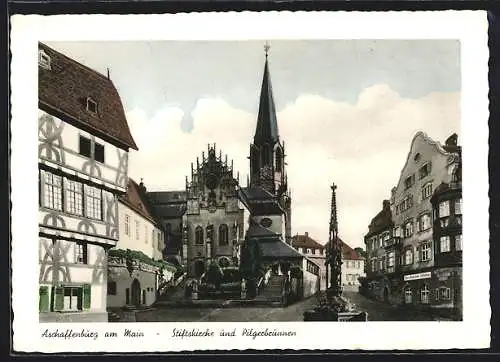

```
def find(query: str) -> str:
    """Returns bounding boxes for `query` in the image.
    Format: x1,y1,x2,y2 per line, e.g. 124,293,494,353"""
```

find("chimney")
305,232,309,237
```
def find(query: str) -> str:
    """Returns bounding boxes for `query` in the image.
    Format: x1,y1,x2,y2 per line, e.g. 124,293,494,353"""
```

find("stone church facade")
182,146,245,277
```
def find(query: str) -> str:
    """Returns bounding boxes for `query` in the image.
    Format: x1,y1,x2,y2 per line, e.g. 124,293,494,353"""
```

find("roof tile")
38,42,137,150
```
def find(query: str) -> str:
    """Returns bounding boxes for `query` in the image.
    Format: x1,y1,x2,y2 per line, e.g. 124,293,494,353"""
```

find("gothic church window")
195,226,204,245
275,148,282,170
218,224,229,246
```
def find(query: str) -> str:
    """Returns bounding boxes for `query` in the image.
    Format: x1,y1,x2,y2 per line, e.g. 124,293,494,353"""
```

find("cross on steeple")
264,41,271,58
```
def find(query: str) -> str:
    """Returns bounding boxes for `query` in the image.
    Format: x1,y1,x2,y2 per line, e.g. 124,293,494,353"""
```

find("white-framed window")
39,49,51,69
421,243,432,262
439,287,451,300
405,288,412,304
421,284,430,304
42,171,63,211
404,220,413,238
387,251,395,267
404,174,415,189
401,195,413,212
418,213,432,232
384,232,390,241
124,214,130,236
440,236,451,253
65,179,83,215
378,258,384,271
62,286,83,311
440,217,449,228
394,226,402,238
75,242,88,264
455,198,462,215
439,201,450,218
84,185,102,220
86,97,98,114
419,162,432,179
405,248,413,265
79,135,105,163
306,248,311,254
135,220,140,240
455,234,462,251
422,182,433,200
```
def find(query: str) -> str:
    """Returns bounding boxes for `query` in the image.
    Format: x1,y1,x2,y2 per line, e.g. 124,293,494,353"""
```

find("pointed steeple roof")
254,53,279,145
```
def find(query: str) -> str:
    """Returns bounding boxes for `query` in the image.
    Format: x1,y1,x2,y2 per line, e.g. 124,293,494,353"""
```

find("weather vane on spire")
264,41,271,58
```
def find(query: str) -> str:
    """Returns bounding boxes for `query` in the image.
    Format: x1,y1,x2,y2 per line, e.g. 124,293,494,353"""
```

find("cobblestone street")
129,292,444,322
343,292,441,321
135,297,319,322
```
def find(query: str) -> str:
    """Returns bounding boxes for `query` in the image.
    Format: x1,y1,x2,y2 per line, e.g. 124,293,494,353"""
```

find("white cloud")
127,84,460,249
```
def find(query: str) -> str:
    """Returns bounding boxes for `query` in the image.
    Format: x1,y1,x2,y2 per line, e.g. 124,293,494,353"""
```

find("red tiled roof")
291,234,325,250
325,237,363,260
38,42,138,150
120,179,161,227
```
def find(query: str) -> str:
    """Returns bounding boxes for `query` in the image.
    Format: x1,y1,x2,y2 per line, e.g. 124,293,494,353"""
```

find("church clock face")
260,217,272,228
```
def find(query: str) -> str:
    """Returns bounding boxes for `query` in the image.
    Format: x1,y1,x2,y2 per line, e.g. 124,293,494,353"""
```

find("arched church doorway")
131,278,141,307
194,260,205,279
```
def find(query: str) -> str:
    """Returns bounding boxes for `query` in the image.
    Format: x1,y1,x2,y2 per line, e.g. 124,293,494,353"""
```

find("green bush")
109,248,177,272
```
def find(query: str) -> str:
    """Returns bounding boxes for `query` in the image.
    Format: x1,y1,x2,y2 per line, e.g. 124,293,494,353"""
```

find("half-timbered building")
38,43,137,322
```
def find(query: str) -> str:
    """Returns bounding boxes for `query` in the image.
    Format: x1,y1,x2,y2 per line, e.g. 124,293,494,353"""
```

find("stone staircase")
254,275,285,306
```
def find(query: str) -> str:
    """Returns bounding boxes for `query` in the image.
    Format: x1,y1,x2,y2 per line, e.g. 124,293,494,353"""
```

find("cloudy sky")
45,40,461,249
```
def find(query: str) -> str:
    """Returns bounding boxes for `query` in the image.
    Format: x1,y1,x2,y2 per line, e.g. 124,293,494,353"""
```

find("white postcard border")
11,11,490,352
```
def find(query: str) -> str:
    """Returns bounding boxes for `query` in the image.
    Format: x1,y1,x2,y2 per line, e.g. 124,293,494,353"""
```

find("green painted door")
39,286,49,312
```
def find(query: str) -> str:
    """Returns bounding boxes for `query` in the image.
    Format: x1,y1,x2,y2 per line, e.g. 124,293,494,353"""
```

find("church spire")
254,42,279,145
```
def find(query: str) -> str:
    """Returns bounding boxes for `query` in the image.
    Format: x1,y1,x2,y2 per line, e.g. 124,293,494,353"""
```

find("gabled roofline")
393,131,455,194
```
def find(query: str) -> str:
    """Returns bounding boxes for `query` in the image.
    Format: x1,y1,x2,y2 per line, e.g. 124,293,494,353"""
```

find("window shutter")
415,246,420,262
39,286,50,312
53,286,64,311
83,284,91,309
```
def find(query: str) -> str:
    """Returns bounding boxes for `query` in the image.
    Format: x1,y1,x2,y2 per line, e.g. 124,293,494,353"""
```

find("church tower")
248,44,292,244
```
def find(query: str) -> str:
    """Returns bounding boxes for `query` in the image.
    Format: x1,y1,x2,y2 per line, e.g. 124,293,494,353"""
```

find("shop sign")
403,271,431,281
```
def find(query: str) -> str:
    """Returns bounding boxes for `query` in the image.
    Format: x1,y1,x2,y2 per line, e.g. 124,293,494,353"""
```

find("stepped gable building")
363,131,461,318
391,132,461,310
239,48,305,291
364,200,395,302
37,42,137,322
108,179,175,309
430,135,462,318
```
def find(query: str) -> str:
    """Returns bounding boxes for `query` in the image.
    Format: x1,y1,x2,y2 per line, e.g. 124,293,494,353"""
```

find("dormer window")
86,98,98,114
39,50,51,70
